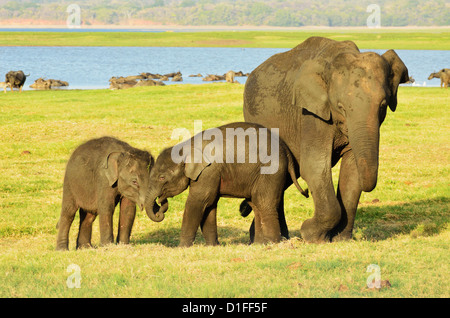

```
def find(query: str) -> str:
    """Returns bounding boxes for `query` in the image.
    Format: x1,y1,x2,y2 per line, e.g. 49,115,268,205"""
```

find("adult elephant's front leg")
331,150,362,241
299,118,341,243
300,170,341,242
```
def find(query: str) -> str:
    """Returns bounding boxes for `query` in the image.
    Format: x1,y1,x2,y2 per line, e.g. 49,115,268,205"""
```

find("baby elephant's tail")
240,199,253,217
287,151,309,198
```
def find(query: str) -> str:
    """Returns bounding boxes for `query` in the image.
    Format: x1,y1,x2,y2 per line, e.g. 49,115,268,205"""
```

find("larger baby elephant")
145,122,308,247
56,136,157,251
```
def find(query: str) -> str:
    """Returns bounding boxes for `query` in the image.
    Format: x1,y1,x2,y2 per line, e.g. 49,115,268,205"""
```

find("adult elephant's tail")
287,150,309,198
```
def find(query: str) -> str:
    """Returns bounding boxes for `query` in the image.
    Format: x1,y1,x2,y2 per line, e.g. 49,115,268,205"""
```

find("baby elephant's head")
145,146,199,222
104,149,153,213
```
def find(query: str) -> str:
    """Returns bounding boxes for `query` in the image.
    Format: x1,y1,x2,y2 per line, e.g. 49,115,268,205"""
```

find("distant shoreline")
1,28,448,50
0,24,449,32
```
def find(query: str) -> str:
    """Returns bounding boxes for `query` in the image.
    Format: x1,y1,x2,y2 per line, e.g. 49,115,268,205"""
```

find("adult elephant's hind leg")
331,150,362,241
278,192,289,240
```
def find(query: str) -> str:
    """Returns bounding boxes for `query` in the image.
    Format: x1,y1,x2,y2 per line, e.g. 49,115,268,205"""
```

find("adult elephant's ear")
184,148,211,181
292,59,330,121
104,152,123,187
382,50,409,112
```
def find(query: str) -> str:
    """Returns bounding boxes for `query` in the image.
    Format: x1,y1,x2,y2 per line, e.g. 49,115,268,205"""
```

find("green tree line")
0,0,448,27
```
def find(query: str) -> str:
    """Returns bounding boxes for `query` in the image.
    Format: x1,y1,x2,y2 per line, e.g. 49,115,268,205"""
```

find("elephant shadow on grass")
133,197,449,247
344,197,449,241
133,225,251,247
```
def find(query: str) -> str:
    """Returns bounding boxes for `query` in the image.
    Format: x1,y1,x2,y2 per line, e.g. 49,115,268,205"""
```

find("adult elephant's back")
243,36,352,164
243,45,305,162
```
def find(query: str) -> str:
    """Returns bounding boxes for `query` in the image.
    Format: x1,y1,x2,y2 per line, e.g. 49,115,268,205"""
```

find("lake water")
0,46,448,89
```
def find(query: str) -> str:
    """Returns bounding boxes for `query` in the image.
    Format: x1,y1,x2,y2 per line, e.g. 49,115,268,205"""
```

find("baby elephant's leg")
77,209,96,249
56,192,78,251
252,200,281,243
180,184,219,247
201,202,219,246
97,193,117,246
117,197,136,244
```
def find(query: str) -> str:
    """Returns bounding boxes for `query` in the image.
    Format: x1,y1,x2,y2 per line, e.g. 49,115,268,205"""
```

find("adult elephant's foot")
56,243,69,251
300,218,331,243
330,230,353,242
179,236,195,247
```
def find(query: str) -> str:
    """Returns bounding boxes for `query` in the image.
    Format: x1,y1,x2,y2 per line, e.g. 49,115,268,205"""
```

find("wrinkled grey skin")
4,70,29,93
243,36,409,243
145,122,308,247
56,137,154,250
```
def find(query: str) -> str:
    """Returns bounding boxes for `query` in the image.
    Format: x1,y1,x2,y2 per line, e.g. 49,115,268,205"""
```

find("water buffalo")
4,70,29,93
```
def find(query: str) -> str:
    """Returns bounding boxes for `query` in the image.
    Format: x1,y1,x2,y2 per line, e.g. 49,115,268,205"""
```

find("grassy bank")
0,84,449,297
1,29,449,49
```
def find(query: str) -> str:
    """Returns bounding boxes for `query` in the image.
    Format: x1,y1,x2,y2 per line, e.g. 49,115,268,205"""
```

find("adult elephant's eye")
132,180,139,186
159,176,165,181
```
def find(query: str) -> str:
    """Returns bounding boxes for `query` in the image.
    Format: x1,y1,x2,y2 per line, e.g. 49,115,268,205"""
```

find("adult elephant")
243,36,409,243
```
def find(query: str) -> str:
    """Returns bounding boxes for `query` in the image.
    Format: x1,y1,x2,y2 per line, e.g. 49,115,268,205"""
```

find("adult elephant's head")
293,48,409,192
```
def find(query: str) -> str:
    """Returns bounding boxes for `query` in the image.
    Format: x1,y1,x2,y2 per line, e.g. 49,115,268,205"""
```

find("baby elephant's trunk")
145,198,168,222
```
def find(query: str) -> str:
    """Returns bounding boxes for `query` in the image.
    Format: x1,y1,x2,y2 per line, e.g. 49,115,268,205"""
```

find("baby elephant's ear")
184,148,211,181
104,152,123,187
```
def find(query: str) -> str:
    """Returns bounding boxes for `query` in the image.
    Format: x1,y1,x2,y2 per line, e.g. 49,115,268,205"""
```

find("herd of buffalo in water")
0,69,251,92
1,66,449,92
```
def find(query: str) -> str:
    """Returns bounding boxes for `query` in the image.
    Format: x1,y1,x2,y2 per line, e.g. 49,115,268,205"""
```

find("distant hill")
0,0,449,27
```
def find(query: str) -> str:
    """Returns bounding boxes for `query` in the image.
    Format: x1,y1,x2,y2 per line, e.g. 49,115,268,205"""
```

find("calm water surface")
0,46,448,89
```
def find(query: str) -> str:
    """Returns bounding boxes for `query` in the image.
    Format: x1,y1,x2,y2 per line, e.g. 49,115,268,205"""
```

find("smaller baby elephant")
145,122,308,247
56,136,156,251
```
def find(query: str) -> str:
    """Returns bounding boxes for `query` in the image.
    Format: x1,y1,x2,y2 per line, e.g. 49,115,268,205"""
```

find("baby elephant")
56,136,158,251
145,122,308,247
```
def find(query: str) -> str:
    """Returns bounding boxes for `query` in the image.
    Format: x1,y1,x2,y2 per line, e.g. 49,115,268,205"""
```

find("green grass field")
0,84,448,298
1,29,449,49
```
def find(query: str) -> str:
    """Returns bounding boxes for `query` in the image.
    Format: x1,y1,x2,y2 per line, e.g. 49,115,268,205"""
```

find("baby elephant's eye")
132,180,139,186
159,176,165,181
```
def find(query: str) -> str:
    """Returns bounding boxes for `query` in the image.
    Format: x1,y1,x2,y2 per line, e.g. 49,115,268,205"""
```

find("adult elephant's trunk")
347,113,380,193
145,193,168,222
